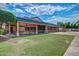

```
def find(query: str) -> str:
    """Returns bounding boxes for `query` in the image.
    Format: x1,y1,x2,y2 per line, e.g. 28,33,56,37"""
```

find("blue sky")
0,3,79,24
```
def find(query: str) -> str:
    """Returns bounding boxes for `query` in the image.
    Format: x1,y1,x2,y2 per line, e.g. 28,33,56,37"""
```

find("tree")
0,10,16,34
58,22,72,31
58,22,79,31
77,24,79,28
0,10,16,24
57,22,65,28
65,22,71,28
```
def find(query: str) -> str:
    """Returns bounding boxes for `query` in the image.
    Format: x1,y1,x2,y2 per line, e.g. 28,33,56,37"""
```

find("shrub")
0,29,7,35
11,35,17,38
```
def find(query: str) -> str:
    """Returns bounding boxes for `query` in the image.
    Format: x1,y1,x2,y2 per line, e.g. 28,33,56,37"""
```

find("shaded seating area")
0,17,59,36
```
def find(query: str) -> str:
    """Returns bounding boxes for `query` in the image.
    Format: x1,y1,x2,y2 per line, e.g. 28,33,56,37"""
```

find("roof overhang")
16,17,58,27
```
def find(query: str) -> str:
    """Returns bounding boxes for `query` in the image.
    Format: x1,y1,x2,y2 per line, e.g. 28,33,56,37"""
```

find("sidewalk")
64,35,79,56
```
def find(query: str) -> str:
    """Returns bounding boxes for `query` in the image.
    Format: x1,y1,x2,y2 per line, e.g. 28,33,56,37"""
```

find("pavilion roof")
16,17,58,27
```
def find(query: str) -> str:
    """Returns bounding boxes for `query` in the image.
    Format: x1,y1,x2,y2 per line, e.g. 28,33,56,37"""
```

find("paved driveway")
51,32,79,35
51,32,79,56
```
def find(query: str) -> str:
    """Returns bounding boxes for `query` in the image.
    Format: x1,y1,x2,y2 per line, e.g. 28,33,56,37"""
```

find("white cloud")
25,4,76,16
55,6,68,11
70,13,79,20
9,3,34,8
26,5,55,15
0,3,7,10
67,5,77,11
15,8,24,13
43,16,78,24
3,3,76,16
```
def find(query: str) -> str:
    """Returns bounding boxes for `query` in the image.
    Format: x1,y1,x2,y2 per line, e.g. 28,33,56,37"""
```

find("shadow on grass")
0,33,46,42
11,33,47,38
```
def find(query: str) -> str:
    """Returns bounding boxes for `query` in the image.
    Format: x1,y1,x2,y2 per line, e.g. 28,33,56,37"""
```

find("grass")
0,34,74,56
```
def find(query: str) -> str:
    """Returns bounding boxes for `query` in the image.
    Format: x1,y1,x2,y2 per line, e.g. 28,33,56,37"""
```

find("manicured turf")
0,34,74,56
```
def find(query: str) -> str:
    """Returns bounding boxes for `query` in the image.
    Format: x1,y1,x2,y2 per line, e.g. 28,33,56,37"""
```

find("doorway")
10,27,14,34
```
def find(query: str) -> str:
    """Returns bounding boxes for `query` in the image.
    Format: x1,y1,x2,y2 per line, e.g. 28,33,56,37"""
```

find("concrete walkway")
64,35,79,56
51,32,79,56
51,32,79,35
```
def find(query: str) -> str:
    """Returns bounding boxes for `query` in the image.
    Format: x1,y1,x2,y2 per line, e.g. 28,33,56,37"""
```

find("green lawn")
0,34,74,56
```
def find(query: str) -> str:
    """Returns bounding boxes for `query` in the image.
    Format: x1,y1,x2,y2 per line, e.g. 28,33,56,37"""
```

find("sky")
0,3,79,24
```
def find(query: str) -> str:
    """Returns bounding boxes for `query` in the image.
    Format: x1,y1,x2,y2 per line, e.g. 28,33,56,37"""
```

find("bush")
0,29,7,35
11,35,17,38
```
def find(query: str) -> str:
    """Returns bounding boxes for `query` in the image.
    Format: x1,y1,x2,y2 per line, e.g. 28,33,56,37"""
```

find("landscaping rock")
0,35,9,41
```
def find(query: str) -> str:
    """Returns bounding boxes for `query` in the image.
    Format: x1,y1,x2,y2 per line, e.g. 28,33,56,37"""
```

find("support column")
2,23,6,29
16,22,20,36
36,24,38,34
45,25,48,33
8,23,11,34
